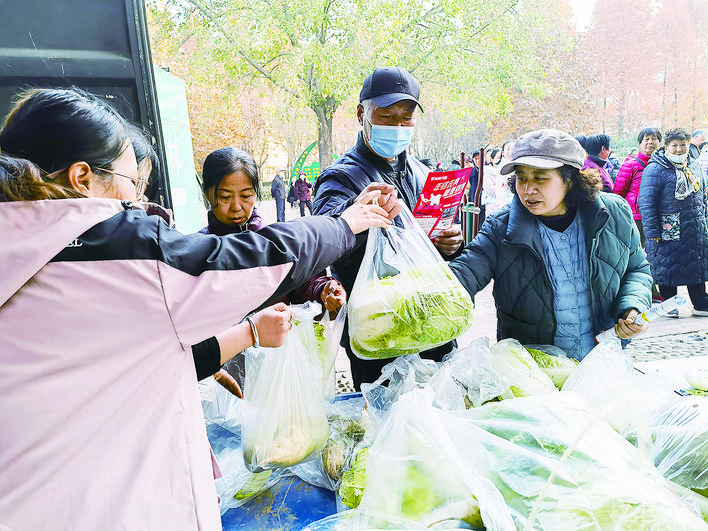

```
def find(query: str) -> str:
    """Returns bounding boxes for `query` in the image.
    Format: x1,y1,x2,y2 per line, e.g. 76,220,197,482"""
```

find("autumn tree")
583,0,708,140
175,0,555,170
480,0,596,144
651,0,708,131
147,4,248,169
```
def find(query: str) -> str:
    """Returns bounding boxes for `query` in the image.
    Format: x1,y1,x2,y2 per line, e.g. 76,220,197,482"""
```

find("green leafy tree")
179,0,551,169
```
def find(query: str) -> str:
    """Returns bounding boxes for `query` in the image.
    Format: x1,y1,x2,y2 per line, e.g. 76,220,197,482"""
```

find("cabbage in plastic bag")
647,396,708,492
525,344,578,388
353,389,515,530
490,339,557,398
348,205,473,360
456,392,708,530
349,263,473,359
241,304,329,471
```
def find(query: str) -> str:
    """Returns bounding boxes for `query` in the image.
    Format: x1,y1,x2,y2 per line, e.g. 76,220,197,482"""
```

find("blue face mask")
366,120,415,159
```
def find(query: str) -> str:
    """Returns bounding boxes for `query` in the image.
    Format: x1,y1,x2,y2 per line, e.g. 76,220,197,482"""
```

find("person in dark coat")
270,169,286,222
576,133,614,192
689,130,706,161
450,129,652,360
637,128,708,315
466,150,485,226
196,147,358,391
313,66,464,390
293,171,313,216
287,180,297,208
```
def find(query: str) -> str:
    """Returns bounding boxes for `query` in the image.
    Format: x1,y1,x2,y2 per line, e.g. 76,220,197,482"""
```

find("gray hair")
361,98,375,117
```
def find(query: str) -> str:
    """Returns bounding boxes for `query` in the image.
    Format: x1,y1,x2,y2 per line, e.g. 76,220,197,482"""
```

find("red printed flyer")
412,166,472,239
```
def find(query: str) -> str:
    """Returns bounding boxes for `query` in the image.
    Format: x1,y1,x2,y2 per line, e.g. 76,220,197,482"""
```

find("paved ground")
256,197,708,393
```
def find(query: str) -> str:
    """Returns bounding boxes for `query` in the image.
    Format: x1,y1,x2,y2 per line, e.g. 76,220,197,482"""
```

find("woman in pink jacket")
0,88,394,530
613,127,662,246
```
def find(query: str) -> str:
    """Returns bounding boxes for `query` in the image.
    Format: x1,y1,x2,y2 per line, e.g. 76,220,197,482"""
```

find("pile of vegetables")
348,262,473,359
203,312,708,529
345,390,708,530
645,397,708,493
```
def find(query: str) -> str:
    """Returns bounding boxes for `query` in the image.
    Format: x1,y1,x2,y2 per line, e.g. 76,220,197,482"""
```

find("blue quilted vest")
538,214,596,360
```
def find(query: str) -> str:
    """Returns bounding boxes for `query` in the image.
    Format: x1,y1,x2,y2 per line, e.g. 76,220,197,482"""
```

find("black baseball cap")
359,67,423,111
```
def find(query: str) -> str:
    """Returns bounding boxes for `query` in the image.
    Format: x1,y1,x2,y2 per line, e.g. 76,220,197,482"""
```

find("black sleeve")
192,336,222,381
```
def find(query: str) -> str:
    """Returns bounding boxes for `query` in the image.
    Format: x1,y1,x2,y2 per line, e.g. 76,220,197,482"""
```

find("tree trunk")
311,96,337,172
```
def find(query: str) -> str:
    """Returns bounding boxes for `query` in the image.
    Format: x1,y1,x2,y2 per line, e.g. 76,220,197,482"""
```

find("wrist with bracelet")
245,316,259,348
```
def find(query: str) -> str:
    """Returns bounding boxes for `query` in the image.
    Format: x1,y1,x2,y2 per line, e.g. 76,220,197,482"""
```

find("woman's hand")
614,308,648,339
320,279,346,316
251,302,294,348
341,186,394,234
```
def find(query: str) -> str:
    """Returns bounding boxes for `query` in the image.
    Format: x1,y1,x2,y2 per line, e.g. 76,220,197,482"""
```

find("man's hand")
355,182,403,221
615,308,648,339
433,225,464,255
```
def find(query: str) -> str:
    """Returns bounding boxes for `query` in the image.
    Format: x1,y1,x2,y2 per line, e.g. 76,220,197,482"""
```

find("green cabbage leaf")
349,263,473,359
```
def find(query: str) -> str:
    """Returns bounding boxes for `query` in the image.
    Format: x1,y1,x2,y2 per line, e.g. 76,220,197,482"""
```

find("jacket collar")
636,151,651,164
505,194,610,250
206,207,261,236
505,196,543,250
649,147,673,170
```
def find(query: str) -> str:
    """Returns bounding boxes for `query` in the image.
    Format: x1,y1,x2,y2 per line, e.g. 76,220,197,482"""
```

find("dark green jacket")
449,192,652,345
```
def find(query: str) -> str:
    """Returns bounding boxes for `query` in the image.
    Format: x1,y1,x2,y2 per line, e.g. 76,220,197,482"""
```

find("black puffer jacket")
637,149,708,286
449,193,652,345
312,133,430,295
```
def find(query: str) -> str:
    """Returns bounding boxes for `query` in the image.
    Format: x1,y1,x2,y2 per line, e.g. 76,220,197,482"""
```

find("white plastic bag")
353,389,516,530
440,337,510,407
290,395,369,491
361,354,440,426
316,302,348,400
562,340,676,446
455,392,708,530
199,378,284,514
647,396,708,492
241,303,329,471
348,205,473,359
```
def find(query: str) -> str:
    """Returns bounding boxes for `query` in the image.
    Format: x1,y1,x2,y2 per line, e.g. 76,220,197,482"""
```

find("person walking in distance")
271,168,286,222
293,171,313,216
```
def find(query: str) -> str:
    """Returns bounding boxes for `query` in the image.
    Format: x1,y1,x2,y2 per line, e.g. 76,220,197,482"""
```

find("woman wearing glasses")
0,87,393,530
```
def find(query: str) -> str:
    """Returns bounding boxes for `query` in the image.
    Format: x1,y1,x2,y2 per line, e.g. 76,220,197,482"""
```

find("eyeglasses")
96,168,149,198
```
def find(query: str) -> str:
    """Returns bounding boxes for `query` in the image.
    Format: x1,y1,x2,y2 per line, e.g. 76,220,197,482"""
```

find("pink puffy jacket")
0,198,354,530
613,151,650,220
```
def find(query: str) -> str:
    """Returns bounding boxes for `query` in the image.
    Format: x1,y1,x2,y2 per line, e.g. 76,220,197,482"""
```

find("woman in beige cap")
450,129,652,360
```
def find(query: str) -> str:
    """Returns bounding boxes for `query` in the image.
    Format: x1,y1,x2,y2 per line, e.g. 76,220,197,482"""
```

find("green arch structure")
290,141,319,185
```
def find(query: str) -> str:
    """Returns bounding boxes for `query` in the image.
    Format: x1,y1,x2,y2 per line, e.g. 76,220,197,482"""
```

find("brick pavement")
255,197,708,392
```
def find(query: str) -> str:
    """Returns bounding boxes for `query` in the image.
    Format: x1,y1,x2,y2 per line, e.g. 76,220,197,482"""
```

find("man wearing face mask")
313,66,464,390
